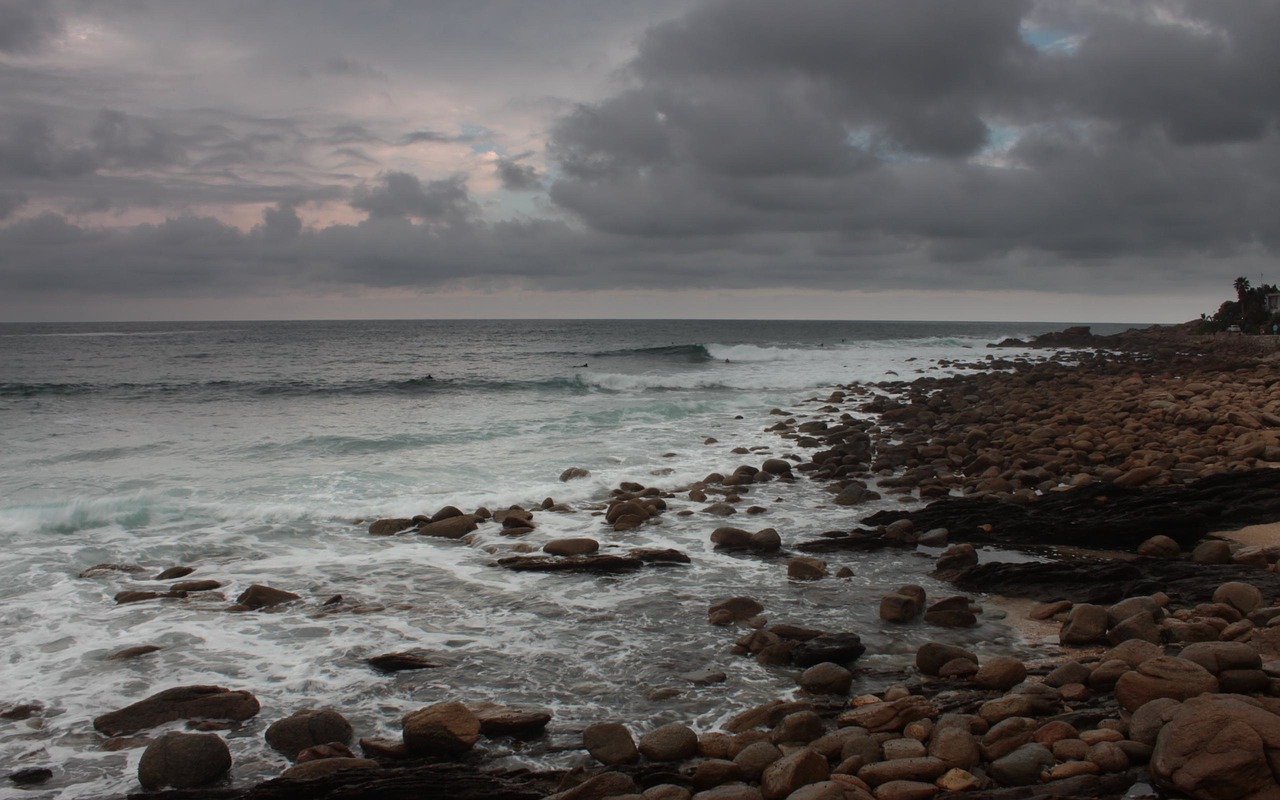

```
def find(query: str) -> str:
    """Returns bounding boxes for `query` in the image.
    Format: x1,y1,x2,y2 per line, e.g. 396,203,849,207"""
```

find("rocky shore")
18,324,1280,800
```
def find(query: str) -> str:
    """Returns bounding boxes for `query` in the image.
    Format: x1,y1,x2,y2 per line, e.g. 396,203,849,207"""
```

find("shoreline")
63,325,1280,798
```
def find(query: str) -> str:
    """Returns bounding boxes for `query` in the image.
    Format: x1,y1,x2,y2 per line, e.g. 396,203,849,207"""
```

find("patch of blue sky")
1020,24,1082,54
461,123,499,154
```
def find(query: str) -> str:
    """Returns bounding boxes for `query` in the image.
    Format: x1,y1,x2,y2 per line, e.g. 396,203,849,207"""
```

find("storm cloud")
1,0,1279,320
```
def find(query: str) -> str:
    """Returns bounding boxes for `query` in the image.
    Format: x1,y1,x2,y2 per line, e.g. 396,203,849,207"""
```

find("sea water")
0,319,1132,797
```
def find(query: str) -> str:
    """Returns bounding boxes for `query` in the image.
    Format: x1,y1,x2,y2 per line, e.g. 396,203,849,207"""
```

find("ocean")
0,318,1133,797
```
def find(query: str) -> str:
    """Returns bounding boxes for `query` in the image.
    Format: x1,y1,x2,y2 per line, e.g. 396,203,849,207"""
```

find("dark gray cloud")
0,117,96,178
496,158,541,190
350,172,476,223
0,0,61,54
0,191,26,219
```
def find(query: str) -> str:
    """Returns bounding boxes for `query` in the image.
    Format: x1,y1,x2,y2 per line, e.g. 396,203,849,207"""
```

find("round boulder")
266,709,354,761
583,722,638,766
1114,656,1220,712
400,701,479,756
138,732,231,790
638,723,699,762
1152,694,1280,800
799,662,853,695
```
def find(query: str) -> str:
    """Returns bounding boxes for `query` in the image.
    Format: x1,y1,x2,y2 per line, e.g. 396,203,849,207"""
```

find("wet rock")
498,554,643,573
470,703,552,737
81,563,146,578
931,544,977,576
690,759,745,790
365,651,443,672
928,720,980,770
137,731,232,790
692,786,761,800
980,717,1038,761
858,757,947,786
281,757,379,781
638,723,699,761
400,701,480,757
543,538,600,557
1060,603,1109,645
703,503,737,517
880,589,923,623
1104,639,1162,668
417,515,479,539
560,467,590,481
1129,698,1183,746
265,708,353,760
792,633,866,667
734,740,783,779
546,772,639,800
915,642,976,676
799,662,852,695
837,697,936,733
750,528,782,552
8,767,53,786
1179,641,1263,674
787,557,827,581
368,518,414,536
1191,540,1233,564
234,584,300,609
584,722,638,765
94,686,260,736
106,644,162,661
710,596,765,624
155,566,195,580
771,710,825,745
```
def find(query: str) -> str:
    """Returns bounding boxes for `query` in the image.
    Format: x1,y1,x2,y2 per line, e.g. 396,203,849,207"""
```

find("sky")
1,0,1279,323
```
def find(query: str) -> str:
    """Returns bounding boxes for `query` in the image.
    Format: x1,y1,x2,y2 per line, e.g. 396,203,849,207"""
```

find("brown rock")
922,596,976,628
1151,693,1280,800
711,527,754,549
235,584,300,609
1129,698,1183,746
543,538,600,557
546,772,640,800
584,722,638,765
880,592,922,623
787,557,827,581
799,662,853,695
94,686,260,736
1213,581,1265,614
871,780,938,800
368,518,414,536
690,759,745,790
639,723,699,761
1137,535,1181,558
709,596,764,624
837,697,936,733
106,645,162,660
1060,603,1108,645
857,757,948,786
365,651,442,672
1191,540,1233,565
416,515,479,539
1102,639,1163,668
560,467,590,481
733,740,783,780
914,642,976,676
771,710,826,745
265,709,354,760
1179,641,1263,674
470,703,552,737
973,657,1026,691
980,717,1038,761
281,757,378,781
400,701,480,756
137,732,231,790
760,747,829,800
1114,656,1220,712
927,719,980,769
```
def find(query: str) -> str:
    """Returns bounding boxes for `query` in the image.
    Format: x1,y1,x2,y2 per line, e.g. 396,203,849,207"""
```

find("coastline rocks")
1114,656,1220,711
760,747,828,799
974,657,1027,691
417,515,479,539
234,584,300,610
1060,603,1109,645
368,517,414,536
471,703,552,738
638,723,699,761
792,633,866,667
584,723,638,765
1137,535,1181,558
712,527,781,553
560,467,590,481
1213,581,1265,614
137,732,231,790
880,586,925,623
365,651,443,672
915,643,976,677
280,757,379,782
709,597,764,625
543,538,600,557
988,743,1054,787
787,557,827,581
94,686,260,736
265,709,353,760
799,662,852,695
1151,694,1280,800
497,554,643,573
400,701,480,757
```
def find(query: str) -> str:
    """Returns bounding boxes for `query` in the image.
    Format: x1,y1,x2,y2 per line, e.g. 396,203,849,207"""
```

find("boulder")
1129,698,1184,746
400,701,480,756
368,518,414,536
734,740,784,779
1191,540,1233,565
1060,603,1108,645
1114,656,1220,712
880,592,922,623
711,527,753,549
94,686,260,736
137,732,232,790
416,515,479,539
584,722,638,765
560,468,590,481
235,584,301,609
265,709,354,760
799,663,853,695
787,557,827,581
927,719,980,769
760,747,828,800
856,757,948,786
545,772,639,800
791,633,865,667
1151,693,1280,800
973,657,1026,691
543,538,600,557
932,544,977,576
1137,535,1181,558
1179,641,1263,674
638,723,699,762
923,596,976,628
709,596,764,624
750,528,782,552
837,697,936,733
988,743,1054,787
470,703,552,737
365,651,442,672
915,642,976,677
1213,581,1265,614
281,758,379,782
761,459,792,476
771,710,825,745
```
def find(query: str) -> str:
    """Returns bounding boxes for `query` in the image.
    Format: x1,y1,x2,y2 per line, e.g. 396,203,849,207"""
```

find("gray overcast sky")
1,0,1278,322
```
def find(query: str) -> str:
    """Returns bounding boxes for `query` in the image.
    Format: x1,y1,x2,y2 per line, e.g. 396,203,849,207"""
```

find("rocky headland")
21,323,1280,800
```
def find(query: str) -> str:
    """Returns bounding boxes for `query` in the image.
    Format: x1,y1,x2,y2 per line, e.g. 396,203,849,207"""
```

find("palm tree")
1235,276,1251,305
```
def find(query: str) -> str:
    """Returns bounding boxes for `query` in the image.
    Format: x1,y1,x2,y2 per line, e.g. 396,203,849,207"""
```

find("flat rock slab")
93,686,260,737
496,555,643,573
947,558,1280,606
863,468,1280,551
